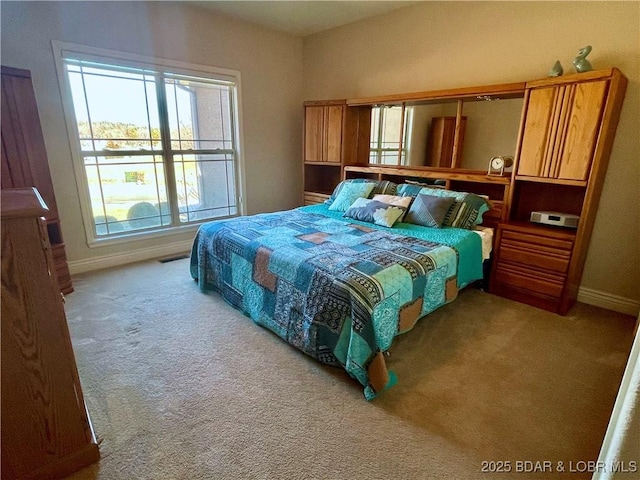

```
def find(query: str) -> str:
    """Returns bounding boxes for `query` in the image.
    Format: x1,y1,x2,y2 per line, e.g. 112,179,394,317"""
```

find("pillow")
444,198,490,229
343,198,407,228
325,179,397,206
372,194,413,209
397,184,490,229
372,194,413,222
405,179,445,188
328,182,375,212
403,194,456,228
325,179,376,206
370,180,397,197
405,180,432,187
396,183,426,198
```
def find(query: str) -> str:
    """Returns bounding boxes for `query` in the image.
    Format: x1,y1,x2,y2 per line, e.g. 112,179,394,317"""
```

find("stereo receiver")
530,211,579,228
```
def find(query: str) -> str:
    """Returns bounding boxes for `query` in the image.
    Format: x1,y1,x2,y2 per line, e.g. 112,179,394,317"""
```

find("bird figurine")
573,45,593,73
548,60,564,77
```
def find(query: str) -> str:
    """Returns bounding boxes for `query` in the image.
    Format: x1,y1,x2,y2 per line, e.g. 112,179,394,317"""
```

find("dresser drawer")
501,229,574,251
495,262,565,298
499,240,571,273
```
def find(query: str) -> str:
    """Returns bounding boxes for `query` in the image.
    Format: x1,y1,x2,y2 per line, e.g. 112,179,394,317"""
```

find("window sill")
86,222,204,249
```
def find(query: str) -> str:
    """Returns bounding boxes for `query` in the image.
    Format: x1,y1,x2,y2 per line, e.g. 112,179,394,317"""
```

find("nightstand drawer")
499,240,571,273
501,229,574,252
495,262,565,298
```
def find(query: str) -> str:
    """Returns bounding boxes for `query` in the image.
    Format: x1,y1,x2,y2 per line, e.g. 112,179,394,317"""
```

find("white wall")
303,1,640,308
1,1,303,268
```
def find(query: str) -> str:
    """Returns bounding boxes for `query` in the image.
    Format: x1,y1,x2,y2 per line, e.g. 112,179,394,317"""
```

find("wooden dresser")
1,188,99,479
1,66,73,294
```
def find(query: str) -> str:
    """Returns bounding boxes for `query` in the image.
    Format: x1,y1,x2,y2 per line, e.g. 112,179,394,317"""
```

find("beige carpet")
63,257,636,480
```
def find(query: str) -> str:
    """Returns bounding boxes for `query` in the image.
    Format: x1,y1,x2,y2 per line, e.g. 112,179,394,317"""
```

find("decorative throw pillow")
396,182,444,198
372,194,413,221
372,194,413,209
405,179,446,188
328,182,376,212
398,184,490,228
396,183,425,198
444,196,490,229
343,198,407,228
370,180,397,197
325,179,397,206
404,194,456,228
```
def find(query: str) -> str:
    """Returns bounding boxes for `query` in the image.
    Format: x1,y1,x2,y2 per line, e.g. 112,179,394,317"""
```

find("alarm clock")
487,155,514,175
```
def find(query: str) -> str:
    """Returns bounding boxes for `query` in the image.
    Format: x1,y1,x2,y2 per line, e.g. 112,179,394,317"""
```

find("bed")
190,180,491,399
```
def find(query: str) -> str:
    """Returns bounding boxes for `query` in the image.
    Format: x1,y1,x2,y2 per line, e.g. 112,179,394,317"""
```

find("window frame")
52,41,246,247
369,105,410,166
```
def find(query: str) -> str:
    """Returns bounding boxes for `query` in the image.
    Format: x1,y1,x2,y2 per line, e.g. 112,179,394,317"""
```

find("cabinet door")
556,80,607,181
304,106,324,163
517,87,557,177
1,68,59,214
518,80,607,181
324,105,343,163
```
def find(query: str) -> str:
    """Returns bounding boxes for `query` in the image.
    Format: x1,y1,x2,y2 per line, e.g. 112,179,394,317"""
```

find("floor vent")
158,254,189,263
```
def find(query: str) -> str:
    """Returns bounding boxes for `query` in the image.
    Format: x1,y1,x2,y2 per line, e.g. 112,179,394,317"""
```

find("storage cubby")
304,164,342,196
509,181,586,223
449,180,506,201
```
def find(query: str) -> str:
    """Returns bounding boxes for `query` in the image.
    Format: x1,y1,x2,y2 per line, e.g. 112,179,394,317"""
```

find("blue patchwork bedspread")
190,205,483,399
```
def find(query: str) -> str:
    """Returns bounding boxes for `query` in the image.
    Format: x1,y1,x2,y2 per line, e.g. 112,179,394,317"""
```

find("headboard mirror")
368,96,524,171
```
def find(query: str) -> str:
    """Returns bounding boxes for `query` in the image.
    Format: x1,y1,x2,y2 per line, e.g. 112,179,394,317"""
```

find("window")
369,105,411,165
55,43,243,243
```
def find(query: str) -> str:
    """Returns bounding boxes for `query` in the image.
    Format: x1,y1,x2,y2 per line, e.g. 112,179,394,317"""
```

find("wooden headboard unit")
303,68,627,315
343,165,509,230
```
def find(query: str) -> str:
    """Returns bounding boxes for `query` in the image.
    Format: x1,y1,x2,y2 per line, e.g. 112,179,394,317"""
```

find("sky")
67,64,192,135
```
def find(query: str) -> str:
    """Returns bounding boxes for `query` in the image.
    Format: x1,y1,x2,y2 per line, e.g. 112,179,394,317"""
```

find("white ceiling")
188,1,420,37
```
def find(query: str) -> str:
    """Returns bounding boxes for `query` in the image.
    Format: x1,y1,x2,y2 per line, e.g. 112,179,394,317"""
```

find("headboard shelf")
343,165,510,228
344,165,510,185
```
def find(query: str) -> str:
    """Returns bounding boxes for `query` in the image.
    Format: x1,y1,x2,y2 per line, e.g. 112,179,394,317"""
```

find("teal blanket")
191,206,483,398
300,204,483,288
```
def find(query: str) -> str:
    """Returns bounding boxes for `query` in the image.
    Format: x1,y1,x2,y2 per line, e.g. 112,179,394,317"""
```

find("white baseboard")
68,240,193,275
578,287,640,317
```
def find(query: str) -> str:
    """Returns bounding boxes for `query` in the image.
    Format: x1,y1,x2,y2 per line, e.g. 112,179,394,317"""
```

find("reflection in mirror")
371,98,524,170
457,98,522,170
405,103,458,167
369,105,408,165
